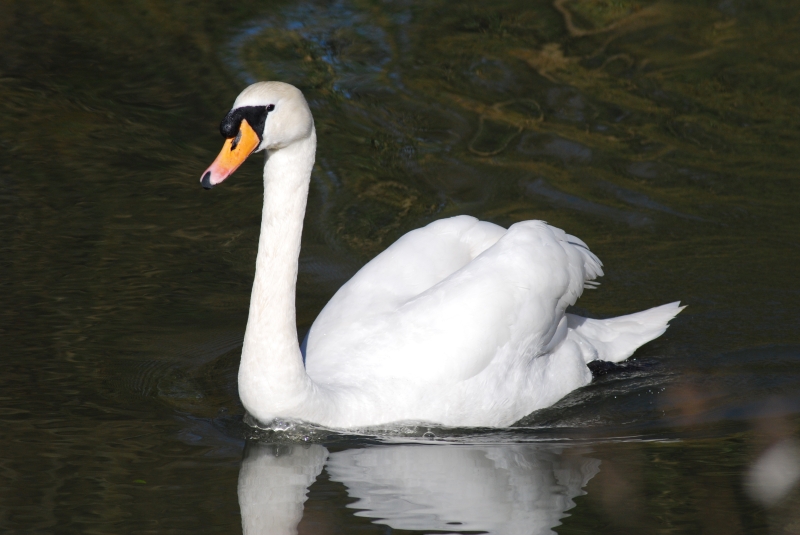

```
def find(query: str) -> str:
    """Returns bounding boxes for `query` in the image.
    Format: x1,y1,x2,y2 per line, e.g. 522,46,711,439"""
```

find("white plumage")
201,81,684,429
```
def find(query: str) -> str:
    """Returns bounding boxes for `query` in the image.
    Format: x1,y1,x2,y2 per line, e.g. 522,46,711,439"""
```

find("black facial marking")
219,105,273,141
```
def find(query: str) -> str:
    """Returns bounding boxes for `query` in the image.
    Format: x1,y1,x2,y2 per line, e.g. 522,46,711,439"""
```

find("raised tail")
567,301,685,364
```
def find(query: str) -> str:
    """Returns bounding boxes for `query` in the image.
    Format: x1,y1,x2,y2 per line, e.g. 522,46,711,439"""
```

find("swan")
200,81,683,429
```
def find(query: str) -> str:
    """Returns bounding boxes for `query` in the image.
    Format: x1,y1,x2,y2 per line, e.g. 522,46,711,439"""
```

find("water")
1,0,799,532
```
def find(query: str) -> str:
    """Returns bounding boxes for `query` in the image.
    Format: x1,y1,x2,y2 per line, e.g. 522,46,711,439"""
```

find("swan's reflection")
238,443,327,535
239,441,600,534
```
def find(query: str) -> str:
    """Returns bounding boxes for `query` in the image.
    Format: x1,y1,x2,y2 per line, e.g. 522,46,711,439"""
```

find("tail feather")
567,301,685,364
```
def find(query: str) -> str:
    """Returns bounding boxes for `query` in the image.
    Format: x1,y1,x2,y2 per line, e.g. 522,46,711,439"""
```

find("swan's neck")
238,130,317,420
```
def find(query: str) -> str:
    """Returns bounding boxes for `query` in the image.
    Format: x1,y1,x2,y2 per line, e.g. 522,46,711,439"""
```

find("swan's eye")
266,104,275,112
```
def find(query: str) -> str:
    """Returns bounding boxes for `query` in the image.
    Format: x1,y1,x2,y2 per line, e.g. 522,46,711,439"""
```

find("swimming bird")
200,81,683,429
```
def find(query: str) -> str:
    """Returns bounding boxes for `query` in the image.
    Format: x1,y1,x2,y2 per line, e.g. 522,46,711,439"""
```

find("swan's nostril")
201,171,213,189
231,130,243,151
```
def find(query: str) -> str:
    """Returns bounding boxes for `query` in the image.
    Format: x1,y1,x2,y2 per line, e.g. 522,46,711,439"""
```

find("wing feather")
305,217,601,390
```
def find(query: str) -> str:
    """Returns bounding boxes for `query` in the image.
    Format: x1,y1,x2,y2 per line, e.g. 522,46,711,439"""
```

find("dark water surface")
2,0,800,532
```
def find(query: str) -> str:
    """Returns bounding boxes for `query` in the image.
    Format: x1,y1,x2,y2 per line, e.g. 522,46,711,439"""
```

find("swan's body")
201,82,683,429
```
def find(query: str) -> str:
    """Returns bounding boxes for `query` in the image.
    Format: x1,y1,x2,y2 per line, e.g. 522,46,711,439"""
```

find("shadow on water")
1,0,800,532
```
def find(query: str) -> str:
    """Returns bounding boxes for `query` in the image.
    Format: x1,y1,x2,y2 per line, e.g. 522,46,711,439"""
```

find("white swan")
200,81,683,429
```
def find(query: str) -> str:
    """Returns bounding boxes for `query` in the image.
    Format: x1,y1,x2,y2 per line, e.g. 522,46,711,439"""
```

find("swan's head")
200,81,313,189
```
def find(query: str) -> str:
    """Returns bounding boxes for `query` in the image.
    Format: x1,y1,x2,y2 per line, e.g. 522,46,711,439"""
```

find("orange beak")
200,119,261,189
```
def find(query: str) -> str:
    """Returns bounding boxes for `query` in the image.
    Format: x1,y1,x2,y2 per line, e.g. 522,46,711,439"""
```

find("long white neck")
238,129,317,423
